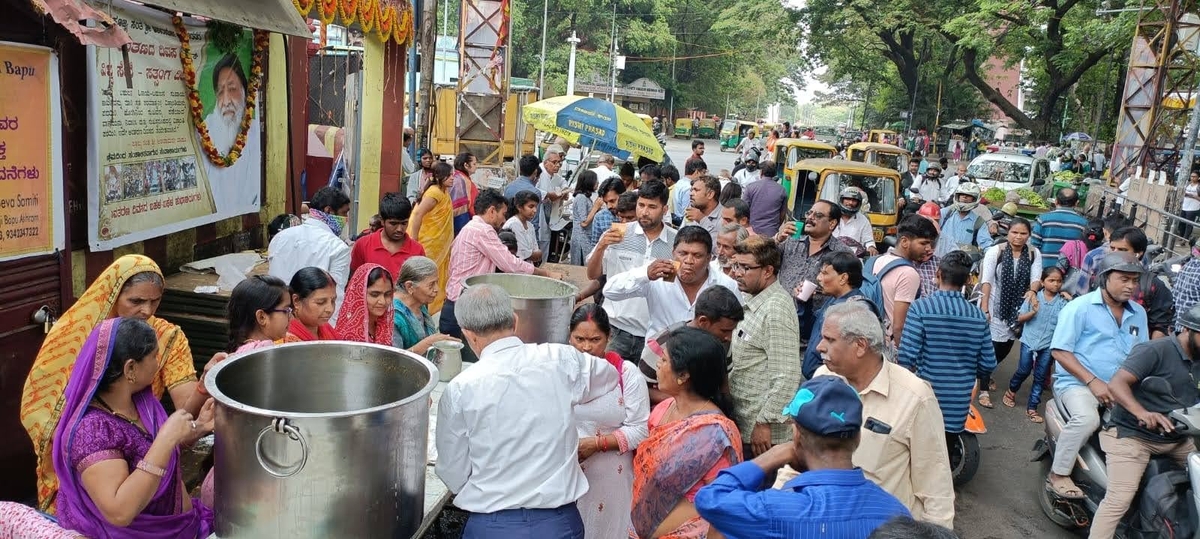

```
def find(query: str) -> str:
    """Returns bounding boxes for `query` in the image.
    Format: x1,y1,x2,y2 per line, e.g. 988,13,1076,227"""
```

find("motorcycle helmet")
838,187,864,215
952,182,982,212
1000,202,1019,216
918,201,941,221
1179,304,1200,333
746,148,762,165
1096,251,1144,282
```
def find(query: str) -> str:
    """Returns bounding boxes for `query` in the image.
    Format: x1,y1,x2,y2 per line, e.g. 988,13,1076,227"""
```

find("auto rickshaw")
847,142,910,173
674,118,693,139
720,120,757,151
635,113,654,132
697,118,717,138
783,159,902,245
867,129,897,144
771,138,837,181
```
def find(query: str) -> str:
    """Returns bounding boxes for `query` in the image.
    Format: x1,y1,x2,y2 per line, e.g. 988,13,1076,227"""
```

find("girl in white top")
1181,171,1200,238
567,304,650,539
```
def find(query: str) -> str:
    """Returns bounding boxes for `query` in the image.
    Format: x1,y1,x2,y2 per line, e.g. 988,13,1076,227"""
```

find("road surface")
661,136,1078,539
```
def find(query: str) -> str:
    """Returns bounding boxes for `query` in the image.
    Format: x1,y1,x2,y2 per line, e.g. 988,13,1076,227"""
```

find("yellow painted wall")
356,36,385,232
263,33,289,223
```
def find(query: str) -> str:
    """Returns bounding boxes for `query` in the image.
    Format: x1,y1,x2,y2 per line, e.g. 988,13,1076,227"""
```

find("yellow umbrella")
523,96,665,162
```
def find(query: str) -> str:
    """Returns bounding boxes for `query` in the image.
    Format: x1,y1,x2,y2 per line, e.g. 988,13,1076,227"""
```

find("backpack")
1130,458,1198,538
861,255,918,320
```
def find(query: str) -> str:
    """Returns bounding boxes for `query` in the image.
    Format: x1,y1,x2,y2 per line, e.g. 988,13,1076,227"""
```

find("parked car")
967,150,1052,194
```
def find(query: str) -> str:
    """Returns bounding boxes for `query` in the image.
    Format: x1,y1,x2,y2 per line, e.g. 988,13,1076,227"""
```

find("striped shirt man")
1030,207,1088,269
897,290,997,432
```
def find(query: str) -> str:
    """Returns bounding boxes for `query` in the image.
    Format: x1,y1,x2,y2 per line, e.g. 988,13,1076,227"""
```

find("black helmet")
838,187,864,215
1097,251,1144,281
1180,304,1200,333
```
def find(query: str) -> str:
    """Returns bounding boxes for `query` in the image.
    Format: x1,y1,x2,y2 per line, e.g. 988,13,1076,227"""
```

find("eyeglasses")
730,263,764,273
269,307,294,317
546,159,563,165
805,210,827,220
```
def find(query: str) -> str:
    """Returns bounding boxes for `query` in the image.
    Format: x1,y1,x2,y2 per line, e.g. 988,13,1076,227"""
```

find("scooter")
1033,376,1200,535
949,401,985,486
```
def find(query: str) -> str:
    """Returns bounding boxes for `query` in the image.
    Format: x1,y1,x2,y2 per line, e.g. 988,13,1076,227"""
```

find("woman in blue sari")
52,317,214,538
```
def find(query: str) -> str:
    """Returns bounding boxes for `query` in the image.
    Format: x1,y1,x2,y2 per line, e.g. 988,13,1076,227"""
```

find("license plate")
873,228,884,243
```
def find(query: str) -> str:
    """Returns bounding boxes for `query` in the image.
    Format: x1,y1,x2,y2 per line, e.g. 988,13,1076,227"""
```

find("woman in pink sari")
51,317,215,538
631,327,742,539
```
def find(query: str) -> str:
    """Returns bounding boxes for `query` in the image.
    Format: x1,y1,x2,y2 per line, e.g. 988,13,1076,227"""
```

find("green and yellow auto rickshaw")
674,118,693,139
720,120,757,151
847,142,910,173
771,138,838,181
697,118,717,139
783,159,903,245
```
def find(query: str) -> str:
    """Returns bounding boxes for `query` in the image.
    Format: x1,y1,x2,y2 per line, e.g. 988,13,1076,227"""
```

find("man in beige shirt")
802,300,955,528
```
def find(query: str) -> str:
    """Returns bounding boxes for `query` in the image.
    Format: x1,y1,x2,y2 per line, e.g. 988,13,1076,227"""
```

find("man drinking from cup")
773,199,853,342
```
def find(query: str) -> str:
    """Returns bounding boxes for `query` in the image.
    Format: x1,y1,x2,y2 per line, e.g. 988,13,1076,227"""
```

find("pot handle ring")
254,417,308,478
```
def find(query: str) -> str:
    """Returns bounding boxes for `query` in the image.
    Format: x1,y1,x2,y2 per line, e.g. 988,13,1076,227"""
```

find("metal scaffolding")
455,0,511,165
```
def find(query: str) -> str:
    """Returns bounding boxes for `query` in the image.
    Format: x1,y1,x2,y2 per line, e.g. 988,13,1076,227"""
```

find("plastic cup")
610,222,628,236
796,280,818,301
791,220,806,240
663,260,680,282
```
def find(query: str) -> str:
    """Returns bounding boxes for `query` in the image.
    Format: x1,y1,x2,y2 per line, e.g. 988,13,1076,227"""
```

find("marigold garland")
396,7,412,45
318,0,338,25
292,0,315,15
294,0,411,46
359,0,377,32
172,16,268,168
377,4,396,42
338,0,360,25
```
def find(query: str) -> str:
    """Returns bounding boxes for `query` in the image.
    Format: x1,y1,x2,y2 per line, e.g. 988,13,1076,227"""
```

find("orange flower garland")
318,0,338,25
359,0,377,32
292,0,315,15
293,0,412,46
377,4,396,42
172,16,268,168
396,7,412,45
338,0,360,25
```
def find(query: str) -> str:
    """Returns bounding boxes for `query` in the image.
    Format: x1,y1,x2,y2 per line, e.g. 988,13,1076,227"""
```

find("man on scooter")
1047,251,1149,500
1089,304,1200,538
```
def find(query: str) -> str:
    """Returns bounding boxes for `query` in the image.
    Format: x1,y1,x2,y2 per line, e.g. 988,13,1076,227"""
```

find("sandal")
1046,475,1085,499
1027,410,1044,423
1002,390,1017,408
978,392,994,409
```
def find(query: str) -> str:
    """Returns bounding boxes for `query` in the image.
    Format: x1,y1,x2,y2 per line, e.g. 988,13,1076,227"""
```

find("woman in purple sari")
52,317,215,538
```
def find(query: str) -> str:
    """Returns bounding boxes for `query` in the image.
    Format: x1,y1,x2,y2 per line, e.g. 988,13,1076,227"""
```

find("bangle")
1086,376,1098,386
599,436,608,452
135,460,165,478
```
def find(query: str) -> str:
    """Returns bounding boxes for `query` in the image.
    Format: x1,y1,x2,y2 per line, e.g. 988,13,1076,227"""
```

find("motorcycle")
1033,376,1200,535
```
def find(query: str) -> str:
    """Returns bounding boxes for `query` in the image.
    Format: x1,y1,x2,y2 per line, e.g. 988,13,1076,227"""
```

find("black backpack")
1130,458,1198,538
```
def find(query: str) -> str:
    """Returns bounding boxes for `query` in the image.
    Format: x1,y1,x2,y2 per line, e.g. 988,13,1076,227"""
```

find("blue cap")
781,376,863,438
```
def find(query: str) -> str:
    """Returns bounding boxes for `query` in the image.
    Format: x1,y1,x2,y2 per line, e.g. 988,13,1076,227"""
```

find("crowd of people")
6,132,1200,539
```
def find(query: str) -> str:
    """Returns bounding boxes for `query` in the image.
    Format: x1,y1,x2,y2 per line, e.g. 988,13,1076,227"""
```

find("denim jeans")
1008,343,1053,410
463,503,584,539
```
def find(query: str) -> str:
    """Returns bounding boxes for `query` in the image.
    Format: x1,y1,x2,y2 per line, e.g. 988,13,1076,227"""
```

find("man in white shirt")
435,284,620,539
589,153,620,182
503,190,542,263
203,54,261,215
832,188,877,255
538,145,570,257
586,180,677,362
605,224,743,338
910,162,945,204
733,149,763,187
268,187,352,322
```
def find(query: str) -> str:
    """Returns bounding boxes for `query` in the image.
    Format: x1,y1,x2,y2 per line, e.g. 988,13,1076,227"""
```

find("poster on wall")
0,42,66,262
87,2,261,250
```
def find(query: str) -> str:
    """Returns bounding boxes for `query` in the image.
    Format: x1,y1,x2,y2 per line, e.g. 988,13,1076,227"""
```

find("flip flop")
1046,476,1085,499
978,392,994,409
1027,410,1044,423
1002,390,1017,408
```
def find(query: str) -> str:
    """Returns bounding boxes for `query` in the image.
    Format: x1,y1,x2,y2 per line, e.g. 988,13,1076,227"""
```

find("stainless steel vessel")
464,273,578,343
204,341,438,538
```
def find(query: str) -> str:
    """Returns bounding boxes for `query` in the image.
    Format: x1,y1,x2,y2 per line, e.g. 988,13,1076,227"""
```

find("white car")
967,151,1052,193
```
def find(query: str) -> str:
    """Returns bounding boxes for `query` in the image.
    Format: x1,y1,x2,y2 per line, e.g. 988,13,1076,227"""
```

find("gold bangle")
135,460,166,478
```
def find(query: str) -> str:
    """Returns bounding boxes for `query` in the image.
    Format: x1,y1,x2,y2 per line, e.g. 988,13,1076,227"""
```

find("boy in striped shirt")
897,250,997,433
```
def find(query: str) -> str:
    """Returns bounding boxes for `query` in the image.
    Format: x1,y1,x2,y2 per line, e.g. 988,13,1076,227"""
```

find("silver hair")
397,256,439,288
597,153,615,165
546,144,566,157
719,223,749,243
123,271,164,291
455,284,516,335
823,301,885,355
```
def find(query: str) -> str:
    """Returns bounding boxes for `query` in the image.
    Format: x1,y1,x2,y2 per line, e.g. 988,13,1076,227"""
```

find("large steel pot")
464,273,577,344
204,341,438,538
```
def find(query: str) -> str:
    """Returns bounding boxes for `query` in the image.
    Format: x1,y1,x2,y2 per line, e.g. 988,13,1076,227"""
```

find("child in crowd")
503,190,542,264
569,170,599,265
1003,265,1069,423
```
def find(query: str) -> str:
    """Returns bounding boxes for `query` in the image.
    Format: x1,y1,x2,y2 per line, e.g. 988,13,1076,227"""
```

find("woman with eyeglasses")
336,263,396,346
392,256,459,353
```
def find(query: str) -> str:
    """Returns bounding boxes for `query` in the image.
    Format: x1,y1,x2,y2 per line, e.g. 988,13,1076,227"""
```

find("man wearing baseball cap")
695,376,910,538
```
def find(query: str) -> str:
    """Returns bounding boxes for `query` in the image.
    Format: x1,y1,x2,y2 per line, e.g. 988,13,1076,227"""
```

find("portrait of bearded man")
202,53,261,214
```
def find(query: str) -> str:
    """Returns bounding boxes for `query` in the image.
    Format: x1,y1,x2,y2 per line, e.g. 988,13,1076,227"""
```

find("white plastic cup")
796,280,818,301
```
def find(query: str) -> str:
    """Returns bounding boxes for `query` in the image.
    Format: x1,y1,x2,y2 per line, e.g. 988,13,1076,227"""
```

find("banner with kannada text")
0,41,65,262
87,2,261,250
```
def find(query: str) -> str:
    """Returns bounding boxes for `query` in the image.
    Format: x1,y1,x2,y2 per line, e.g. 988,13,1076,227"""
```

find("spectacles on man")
805,209,827,220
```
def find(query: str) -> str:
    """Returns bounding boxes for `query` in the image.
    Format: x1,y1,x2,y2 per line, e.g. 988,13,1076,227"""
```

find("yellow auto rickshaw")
674,118,693,139
720,120,757,151
847,142,910,173
771,138,837,181
783,159,902,245
867,129,897,144
697,118,717,139
635,113,654,132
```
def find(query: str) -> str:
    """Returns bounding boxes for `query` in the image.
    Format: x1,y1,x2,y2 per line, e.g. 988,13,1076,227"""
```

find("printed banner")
0,42,65,262
87,2,261,250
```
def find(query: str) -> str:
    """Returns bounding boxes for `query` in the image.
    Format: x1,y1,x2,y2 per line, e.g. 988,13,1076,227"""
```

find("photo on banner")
0,41,66,262
86,2,261,250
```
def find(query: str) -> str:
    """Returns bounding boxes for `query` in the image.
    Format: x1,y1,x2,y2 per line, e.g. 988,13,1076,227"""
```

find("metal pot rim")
204,341,439,419
463,273,579,299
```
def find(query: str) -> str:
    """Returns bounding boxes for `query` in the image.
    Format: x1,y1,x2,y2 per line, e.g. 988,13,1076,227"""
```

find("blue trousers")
1008,343,1053,410
463,503,584,539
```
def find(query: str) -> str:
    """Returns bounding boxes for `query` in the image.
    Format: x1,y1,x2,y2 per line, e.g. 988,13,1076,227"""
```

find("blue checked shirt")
898,290,997,432
1174,257,1200,333
695,464,911,539
590,207,614,245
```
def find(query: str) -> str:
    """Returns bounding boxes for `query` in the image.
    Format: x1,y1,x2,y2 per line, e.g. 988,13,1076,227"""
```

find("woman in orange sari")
631,327,742,539
409,162,454,314
20,255,205,514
